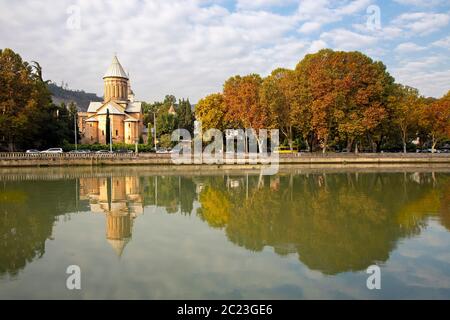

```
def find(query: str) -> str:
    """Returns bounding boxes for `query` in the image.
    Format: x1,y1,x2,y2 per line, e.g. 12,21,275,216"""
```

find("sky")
0,0,449,103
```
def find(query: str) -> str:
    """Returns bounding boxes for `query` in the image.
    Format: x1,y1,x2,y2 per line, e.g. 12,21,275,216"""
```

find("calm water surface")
1,166,450,299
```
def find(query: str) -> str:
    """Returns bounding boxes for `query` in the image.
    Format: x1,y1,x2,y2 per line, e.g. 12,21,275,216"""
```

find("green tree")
105,109,111,145
176,98,194,133
260,68,296,149
156,112,178,136
389,84,421,153
0,48,74,151
164,95,176,105
195,93,228,131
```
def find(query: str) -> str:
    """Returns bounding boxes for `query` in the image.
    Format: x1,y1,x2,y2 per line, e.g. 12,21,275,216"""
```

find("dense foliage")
195,49,450,153
0,48,77,151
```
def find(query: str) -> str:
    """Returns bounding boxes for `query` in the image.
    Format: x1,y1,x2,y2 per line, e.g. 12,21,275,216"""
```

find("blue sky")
0,0,449,102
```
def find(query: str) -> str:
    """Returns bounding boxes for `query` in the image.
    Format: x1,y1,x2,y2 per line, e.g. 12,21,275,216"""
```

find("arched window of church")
116,130,118,136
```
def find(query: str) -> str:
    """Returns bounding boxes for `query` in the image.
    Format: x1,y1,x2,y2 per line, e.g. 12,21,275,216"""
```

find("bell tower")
103,55,129,102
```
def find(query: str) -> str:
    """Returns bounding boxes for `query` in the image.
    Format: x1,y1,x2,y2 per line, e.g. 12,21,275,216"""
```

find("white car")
25,149,40,153
41,148,63,154
156,148,169,154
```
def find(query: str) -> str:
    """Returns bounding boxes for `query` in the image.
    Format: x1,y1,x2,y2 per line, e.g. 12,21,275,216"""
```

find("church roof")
87,102,102,113
103,55,128,79
97,101,126,115
107,238,130,258
125,101,142,113
86,100,142,115
168,104,176,115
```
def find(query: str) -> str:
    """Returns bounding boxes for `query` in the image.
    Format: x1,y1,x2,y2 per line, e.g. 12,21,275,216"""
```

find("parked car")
418,148,442,153
115,149,133,154
68,150,89,153
156,148,169,154
25,149,40,153
41,148,63,154
96,150,112,154
273,146,299,154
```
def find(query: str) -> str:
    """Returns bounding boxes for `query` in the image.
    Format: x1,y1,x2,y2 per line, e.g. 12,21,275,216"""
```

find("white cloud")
393,0,446,7
295,0,372,34
308,40,328,53
0,0,447,102
320,28,378,51
392,12,450,35
432,36,450,49
395,42,427,53
391,55,450,97
236,0,295,10
298,21,322,33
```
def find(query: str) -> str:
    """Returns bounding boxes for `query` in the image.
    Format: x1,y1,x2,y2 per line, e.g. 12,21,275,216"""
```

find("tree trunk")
304,138,310,152
432,135,437,153
402,130,407,154
346,138,353,152
322,136,328,154
288,126,293,151
376,134,384,153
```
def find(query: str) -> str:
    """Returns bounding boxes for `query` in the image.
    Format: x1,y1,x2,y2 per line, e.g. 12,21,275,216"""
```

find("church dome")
103,55,128,79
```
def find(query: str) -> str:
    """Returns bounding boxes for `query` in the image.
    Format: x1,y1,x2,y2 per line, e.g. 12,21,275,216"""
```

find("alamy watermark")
66,5,81,30
66,265,81,290
366,5,382,31
170,128,280,175
366,265,381,290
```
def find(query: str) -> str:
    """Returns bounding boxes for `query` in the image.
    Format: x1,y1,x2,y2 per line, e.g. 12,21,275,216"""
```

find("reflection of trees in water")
196,173,450,275
1,172,449,277
0,180,81,277
142,176,196,215
440,181,450,230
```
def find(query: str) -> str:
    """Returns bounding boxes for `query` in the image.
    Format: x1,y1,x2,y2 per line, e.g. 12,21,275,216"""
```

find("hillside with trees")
48,82,102,112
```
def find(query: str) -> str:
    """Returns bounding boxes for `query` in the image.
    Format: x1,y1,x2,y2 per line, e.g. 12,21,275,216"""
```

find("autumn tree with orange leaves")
389,84,422,153
194,49,448,153
294,50,394,153
260,68,296,150
419,91,450,153
223,74,268,131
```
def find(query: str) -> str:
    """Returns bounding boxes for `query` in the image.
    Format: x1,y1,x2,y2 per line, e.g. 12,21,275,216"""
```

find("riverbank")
1,152,450,168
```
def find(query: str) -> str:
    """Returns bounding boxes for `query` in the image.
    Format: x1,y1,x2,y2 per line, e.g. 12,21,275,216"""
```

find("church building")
78,55,144,145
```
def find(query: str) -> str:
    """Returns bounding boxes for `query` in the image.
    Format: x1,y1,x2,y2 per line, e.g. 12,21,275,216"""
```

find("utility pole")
109,119,113,153
153,111,157,150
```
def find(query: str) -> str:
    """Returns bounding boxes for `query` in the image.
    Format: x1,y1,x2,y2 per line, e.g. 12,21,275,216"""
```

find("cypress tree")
106,109,111,145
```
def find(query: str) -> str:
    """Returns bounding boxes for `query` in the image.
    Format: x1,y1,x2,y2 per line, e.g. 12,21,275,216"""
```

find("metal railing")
0,152,138,160
0,151,448,161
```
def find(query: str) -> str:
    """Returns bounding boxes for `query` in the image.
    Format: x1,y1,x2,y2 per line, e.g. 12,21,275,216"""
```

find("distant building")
78,55,145,145
168,104,177,115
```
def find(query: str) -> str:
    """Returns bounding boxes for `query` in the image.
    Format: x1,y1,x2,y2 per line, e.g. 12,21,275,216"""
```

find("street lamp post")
153,111,157,150
109,119,113,153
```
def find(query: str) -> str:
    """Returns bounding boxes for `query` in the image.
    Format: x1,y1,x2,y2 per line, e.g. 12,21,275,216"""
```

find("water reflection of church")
79,176,143,257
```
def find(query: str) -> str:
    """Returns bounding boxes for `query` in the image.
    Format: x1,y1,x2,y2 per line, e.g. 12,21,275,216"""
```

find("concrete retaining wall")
1,152,450,167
